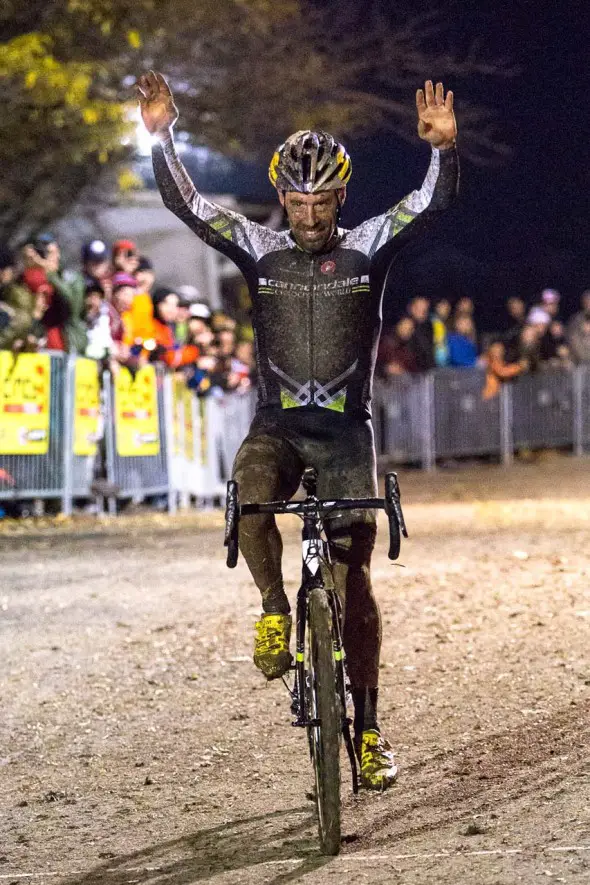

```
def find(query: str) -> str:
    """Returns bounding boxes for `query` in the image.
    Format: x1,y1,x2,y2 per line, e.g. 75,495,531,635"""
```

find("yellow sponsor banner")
172,374,183,456
73,358,101,456
114,365,160,457
0,352,51,455
171,374,194,461
199,396,207,466
183,387,194,461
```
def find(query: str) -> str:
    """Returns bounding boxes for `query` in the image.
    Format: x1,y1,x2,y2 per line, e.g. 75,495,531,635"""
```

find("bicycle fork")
290,515,324,729
287,515,359,793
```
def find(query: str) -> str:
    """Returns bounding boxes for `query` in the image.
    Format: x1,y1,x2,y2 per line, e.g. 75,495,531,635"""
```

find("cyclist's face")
281,190,340,252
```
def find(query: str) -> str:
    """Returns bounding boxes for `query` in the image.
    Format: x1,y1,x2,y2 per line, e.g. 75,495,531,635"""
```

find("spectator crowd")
0,234,255,396
377,289,590,398
1,230,589,404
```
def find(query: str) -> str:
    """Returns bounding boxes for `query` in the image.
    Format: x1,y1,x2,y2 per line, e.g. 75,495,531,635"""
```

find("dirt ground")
1,455,590,884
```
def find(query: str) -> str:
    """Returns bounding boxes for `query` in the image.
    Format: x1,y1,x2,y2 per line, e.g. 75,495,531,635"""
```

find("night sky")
351,0,590,331
147,0,589,332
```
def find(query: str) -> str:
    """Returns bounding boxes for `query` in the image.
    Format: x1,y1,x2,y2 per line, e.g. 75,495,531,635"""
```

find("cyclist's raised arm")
137,71,282,269
343,80,459,261
345,145,459,261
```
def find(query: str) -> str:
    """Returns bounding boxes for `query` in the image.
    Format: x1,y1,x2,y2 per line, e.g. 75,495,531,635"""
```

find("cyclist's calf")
327,519,381,689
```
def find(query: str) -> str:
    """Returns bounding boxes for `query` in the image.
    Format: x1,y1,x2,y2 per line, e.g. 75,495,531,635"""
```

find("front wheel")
306,587,341,855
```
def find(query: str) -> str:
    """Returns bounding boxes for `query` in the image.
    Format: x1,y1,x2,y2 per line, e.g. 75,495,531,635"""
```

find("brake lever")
224,480,240,568
384,472,408,561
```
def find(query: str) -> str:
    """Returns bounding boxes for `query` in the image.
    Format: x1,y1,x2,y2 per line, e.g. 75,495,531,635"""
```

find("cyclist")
137,71,458,790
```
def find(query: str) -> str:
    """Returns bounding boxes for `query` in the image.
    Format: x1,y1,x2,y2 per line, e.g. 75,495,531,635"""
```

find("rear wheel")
306,587,341,855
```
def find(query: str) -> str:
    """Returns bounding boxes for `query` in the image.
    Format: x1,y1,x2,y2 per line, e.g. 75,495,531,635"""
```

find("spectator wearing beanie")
136,255,156,294
187,303,215,355
525,306,551,364
110,272,138,361
112,239,139,275
82,240,111,293
540,288,561,320
183,302,219,394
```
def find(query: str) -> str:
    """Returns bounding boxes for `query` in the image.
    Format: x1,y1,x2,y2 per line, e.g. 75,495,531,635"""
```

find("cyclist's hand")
416,80,457,150
136,70,179,139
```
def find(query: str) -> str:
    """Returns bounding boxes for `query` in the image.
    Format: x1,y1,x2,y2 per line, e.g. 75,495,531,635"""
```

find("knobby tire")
307,587,341,856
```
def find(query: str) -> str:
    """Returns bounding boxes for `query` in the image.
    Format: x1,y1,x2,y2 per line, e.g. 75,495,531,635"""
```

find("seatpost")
302,466,318,497
300,467,322,586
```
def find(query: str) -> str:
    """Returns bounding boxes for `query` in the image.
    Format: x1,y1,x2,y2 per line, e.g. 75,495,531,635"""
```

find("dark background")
144,0,589,332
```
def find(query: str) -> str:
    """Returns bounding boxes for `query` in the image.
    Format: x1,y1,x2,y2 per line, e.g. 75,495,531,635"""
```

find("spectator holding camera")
22,233,87,353
21,267,72,351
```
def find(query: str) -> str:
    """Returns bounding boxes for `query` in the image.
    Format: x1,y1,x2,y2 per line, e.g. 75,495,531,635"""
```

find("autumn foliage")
0,0,515,242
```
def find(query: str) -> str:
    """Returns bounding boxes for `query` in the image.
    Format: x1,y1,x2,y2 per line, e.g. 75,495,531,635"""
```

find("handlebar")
224,471,408,569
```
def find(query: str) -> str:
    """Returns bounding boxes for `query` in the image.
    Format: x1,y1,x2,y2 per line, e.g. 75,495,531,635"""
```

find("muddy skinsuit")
152,135,459,696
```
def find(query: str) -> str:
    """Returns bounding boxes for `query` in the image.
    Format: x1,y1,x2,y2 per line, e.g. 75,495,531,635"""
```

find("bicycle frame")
224,467,408,795
293,504,362,790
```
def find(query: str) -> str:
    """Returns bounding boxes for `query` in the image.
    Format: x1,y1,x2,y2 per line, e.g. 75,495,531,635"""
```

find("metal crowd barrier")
169,385,256,509
511,368,574,451
373,375,434,468
373,365,590,468
0,352,68,507
102,367,172,513
433,368,502,459
3,352,590,517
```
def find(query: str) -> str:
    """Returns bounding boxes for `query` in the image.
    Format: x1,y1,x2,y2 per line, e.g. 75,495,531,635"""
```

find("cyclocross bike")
224,467,407,855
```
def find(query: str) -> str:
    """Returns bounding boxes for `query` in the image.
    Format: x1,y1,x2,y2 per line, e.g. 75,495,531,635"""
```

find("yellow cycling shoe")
357,729,398,791
253,613,293,680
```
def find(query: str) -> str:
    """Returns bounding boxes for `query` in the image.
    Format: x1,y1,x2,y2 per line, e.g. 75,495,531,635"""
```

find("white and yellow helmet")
269,130,352,193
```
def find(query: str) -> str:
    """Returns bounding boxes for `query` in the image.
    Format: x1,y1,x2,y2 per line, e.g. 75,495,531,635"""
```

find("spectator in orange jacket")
150,286,199,368
129,256,156,344
482,340,528,400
